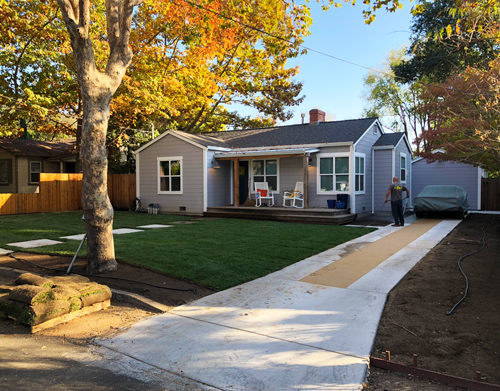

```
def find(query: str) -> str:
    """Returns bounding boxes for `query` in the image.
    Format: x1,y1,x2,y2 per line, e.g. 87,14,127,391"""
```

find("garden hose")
446,219,495,315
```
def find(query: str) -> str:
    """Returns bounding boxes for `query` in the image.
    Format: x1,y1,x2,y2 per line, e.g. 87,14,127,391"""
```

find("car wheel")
416,211,424,218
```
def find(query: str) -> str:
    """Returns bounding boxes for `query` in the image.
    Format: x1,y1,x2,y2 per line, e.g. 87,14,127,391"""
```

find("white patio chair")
254,182,274,207
282,182,304,208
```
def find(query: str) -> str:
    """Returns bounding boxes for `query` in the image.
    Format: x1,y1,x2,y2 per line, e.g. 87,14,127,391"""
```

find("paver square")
112,228,144,234
60,234,86,240
136,224,173,229
7,239,63,248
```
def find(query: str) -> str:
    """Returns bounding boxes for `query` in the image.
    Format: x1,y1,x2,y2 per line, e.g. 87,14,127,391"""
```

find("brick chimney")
309,109,325,125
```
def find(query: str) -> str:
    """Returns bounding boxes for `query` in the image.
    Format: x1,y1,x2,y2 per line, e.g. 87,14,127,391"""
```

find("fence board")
0,173,135,215
482,178,500,211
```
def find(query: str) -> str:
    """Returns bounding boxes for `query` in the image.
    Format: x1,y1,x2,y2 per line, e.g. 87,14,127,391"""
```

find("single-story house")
0,138,76,194
412,151,486,210
135,109,413,216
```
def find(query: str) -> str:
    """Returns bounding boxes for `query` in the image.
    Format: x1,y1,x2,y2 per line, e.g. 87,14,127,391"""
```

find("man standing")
385,176,410,227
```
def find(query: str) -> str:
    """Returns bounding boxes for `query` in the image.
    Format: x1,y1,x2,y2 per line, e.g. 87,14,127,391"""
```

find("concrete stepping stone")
136,224,173,229
60,234,86,241
60,228,144,241
171,221,197,225
112,228,144,234
0,248,13,255
7,239,63,248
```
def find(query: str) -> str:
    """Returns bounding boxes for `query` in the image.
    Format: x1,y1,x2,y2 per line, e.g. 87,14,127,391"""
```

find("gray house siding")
373,149,393,211
138,134,205,214
278,157,303,206
207,151,232,207
354,124,380,214
412,159,481,210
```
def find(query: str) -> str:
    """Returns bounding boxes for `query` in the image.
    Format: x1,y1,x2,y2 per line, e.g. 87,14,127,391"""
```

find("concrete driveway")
96,218,461,391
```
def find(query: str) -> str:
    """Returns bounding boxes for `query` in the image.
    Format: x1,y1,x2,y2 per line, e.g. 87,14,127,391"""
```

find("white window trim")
29,160,41,185
157,156,183,194
250,158,280,194
316,153,350,195
354,153,366,194
400,152,407,183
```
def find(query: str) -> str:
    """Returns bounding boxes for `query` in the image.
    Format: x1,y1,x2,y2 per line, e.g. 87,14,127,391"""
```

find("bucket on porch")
327,199,336,209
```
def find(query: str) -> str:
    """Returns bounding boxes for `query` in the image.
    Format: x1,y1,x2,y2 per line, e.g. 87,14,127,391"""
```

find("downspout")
371,148,375,214
350,144,355,214
135,152,140,198
203,148,208,213
477,167,482,210
392,148,396,179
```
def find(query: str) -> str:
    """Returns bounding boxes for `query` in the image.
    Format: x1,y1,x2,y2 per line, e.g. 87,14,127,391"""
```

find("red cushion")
257,189,268,197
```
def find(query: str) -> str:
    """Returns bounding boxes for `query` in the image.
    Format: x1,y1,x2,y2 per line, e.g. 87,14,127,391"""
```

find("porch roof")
214,148,319,159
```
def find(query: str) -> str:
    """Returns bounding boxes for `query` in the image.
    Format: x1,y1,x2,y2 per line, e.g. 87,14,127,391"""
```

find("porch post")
303,154,309,208
234,159,240,207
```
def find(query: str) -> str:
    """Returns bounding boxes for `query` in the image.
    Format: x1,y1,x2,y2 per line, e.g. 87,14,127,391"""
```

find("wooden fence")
481,178,500,211
0,173,136,216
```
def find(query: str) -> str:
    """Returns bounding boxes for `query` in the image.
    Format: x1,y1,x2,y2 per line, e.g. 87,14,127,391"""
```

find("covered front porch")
213,148,318,208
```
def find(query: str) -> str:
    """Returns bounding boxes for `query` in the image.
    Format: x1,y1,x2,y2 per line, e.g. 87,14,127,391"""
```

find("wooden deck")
204,206,357,225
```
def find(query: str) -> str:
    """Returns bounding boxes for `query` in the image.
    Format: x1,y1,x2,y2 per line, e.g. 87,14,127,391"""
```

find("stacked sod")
0,273,111,325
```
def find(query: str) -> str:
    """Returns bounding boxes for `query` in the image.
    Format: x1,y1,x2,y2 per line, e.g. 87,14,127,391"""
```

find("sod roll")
15,273,53,288
8,285,53,305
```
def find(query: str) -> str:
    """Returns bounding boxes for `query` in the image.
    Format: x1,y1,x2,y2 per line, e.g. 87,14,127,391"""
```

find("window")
252,159,278,192
400,153,407,182
158,157,182,194
318,155,349,193
355,155,365,193
0,159,11,185
30,161,41,184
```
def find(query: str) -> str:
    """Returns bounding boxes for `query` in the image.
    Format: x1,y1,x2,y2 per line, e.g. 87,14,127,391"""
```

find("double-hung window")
30,161,41,184
400,153,407,183
0,159,11,185
252,159,278,192
355,154,365,193
318,155,350,193
158,157,182,194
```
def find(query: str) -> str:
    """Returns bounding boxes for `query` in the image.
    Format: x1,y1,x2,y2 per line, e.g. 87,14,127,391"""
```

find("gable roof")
0,138,76,159
201,118,379,149
373,133,405,147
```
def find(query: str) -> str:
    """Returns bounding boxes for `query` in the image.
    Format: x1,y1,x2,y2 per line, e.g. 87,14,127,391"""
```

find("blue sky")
284,2,414,124
234,2,415,126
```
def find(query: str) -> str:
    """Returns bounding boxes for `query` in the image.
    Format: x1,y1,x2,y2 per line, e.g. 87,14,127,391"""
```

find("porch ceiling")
214,148,319,160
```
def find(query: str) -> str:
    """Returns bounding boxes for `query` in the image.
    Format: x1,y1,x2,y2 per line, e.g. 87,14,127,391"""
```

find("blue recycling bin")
327,199,336,209
336,194,349,209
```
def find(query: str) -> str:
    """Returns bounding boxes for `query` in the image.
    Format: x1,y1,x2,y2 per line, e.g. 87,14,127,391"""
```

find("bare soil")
0,253,216,340
364,213,500,390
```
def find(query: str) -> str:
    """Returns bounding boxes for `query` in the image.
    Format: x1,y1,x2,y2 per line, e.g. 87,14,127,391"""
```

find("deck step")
204,207,357,225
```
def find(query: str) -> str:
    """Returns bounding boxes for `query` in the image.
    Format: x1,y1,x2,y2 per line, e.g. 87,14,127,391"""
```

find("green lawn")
0,211,375,290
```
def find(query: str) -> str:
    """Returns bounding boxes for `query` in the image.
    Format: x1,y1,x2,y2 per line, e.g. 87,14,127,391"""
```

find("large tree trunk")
81,95,117,274
57,0,139,273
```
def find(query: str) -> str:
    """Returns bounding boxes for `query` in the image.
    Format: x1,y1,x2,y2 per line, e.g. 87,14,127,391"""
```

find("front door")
239,161,249,205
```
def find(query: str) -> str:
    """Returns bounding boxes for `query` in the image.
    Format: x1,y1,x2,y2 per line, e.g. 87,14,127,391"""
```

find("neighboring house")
0,138,76,194
135,109,413,216
373,133,414,210
412,151,485,210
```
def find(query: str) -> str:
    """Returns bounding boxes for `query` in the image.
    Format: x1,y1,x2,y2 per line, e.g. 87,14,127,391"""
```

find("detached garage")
412,153,486,211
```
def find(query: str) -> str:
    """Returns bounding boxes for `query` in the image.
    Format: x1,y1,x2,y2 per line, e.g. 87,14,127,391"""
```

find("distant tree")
363,49,434,153
392,0,497,84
